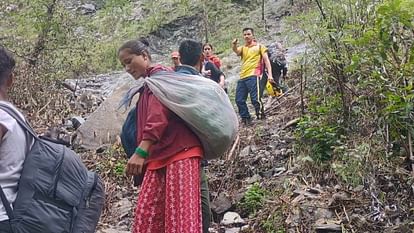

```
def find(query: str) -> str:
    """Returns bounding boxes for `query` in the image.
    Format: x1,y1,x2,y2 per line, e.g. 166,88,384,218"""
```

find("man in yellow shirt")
232,28,274,125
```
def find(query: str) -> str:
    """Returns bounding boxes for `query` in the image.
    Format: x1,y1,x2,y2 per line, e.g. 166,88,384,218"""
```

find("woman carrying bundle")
118,38,203,233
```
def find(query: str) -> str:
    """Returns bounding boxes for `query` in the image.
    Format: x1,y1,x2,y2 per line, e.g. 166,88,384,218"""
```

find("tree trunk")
28,0,58,67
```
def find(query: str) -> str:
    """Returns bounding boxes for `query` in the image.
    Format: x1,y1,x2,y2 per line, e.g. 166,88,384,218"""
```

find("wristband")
135,147,149,159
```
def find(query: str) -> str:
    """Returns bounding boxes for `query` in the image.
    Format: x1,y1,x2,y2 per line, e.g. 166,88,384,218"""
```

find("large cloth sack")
145,72,238,160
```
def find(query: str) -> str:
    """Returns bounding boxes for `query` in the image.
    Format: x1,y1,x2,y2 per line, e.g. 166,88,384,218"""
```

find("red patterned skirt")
132,157,202,233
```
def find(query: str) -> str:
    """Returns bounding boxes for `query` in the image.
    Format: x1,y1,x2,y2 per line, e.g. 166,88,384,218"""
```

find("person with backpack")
259,41,288,98
232,27,274,125
0,46,105,233
118,38,204,233
0,46,32,233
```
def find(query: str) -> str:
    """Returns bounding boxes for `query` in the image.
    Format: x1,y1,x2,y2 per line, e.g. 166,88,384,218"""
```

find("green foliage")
331,143,369,186
291,0,413,180
296,115,341,163
95,146,128,178
260,211,286,233
239,183,267,214
114,162,126,176
296,95,343,163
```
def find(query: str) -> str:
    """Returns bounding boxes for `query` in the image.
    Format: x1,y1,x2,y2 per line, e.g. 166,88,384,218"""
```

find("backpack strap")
259,44,262,59
0,185,14,220
0,103,35,221
0,103,38,139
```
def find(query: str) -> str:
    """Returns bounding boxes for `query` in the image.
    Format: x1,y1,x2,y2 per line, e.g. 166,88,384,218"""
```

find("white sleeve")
0,109,17,132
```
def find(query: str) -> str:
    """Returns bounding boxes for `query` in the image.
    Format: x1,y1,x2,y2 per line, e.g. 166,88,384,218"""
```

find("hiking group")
0,26,288,233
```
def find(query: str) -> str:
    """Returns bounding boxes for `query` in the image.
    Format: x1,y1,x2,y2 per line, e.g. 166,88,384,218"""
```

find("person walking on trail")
259,41,288,98
118,38,203,233
0,46,34,233
232,27,274,125
175,39,212,233
203,43,222,69
201,43,226,91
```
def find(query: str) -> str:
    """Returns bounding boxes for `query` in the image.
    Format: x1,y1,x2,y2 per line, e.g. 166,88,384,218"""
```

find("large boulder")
75,74,141,150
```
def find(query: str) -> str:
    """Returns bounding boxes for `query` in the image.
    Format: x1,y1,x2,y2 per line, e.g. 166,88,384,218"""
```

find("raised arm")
232,39,242,56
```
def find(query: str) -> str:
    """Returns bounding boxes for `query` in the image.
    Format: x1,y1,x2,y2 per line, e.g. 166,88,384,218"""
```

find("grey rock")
241,225,250,231
250,145,258,152
262,169,274,178
246,174,261,184
6,4,18,12
71,116,85,129
314,208,333,220
225,227,240,233
221,212,245,225
284,118,300,128
234,191,245,203
64,120,74,128
75,73,141,150
74,26,85,36
114,198,133,219
78,3,96,14
239,146,251,157
353,185,364,192
211,193,232,215
315,223,341,232
98,228,129,233
273,167,286,176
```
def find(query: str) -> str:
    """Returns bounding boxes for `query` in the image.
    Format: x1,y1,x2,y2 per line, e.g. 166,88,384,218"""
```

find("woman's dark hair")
0,46,15,85
118,37,151,60
203,43,213,51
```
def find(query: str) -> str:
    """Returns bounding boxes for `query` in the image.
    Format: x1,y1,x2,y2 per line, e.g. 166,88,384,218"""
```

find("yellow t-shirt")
239,44,267,79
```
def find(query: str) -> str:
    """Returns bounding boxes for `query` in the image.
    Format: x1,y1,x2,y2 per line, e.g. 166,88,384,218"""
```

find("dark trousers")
0,220,12,233
235,76,264,119
200,169,210,233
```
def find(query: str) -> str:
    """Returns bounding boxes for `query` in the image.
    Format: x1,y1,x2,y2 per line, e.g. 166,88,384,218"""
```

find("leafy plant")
238,183,267,214
296,95,343,163
291,0,413,179
260,211,286,233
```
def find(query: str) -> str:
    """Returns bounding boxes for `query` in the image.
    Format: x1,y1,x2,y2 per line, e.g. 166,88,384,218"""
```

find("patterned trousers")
132,157,202,233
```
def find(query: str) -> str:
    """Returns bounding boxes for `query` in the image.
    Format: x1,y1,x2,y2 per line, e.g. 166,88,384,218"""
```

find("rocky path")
93,91,301,233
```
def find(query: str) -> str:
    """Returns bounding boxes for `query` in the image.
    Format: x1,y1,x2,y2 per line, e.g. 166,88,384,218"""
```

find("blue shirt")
175,65,201,75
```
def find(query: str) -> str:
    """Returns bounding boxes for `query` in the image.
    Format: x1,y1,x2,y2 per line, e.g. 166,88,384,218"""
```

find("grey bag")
0,103,105,233
144,72,239,160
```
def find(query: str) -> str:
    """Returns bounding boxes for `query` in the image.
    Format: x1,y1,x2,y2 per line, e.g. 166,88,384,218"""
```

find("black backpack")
0,103,105,233
267,42,287,67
